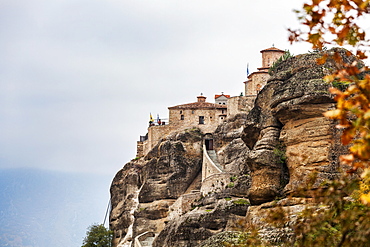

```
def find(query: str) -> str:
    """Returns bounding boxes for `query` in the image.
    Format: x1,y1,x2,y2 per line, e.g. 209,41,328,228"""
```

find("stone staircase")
206,150,223,171
134,231,156,247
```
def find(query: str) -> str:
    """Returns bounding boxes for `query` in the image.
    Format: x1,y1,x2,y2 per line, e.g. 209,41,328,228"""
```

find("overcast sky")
0,0,326,175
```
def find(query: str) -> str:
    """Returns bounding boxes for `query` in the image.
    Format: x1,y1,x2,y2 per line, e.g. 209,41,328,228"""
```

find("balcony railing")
149,118,169,127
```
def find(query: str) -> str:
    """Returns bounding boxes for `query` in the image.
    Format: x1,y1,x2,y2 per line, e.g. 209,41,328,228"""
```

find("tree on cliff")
81,224,113,247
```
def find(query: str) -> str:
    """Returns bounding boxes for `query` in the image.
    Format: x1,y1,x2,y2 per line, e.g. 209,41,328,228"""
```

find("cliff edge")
110,48,362,247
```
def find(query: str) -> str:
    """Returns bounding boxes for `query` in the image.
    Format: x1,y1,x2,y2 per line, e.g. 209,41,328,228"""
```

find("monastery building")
137,46,284,157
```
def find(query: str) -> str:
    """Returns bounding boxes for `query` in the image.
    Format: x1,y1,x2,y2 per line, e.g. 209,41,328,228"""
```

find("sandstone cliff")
110,48,363,247
110,129,203,246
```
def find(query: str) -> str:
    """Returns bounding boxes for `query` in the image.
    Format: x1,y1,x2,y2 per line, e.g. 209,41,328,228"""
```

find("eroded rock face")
214,113,250,174
153,196,249,247
110,48,362,247
110,162,143,246
241,48,358,204
110,116,252,247
139,140,202,203
109,129,203,246
204,197,313,246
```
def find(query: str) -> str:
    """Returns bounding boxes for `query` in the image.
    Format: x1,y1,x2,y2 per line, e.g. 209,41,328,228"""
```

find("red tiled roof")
260,47,284,53
168,101,227,109
215,94,230,99
247,70,269,79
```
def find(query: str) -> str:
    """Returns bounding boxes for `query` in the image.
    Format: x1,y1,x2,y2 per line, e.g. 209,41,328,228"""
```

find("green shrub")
232,199,250,205
268,50,294,75
227,182,235,188
273,142,286,164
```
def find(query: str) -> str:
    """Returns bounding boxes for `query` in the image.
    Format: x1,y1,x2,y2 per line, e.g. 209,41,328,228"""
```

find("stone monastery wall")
227,96,255,117
262,49,284,67
245,72,270,96
137,124,179,157
200,172,238,196
169,108,226,133
168,191,202,221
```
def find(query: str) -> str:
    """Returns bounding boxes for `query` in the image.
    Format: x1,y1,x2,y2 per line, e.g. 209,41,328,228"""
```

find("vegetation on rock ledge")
268,50,294,75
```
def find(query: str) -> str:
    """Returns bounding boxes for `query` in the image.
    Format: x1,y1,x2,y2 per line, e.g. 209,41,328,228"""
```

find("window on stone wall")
199,116,204,124
192,110,194,114
180,115,184,120
180,110,182,114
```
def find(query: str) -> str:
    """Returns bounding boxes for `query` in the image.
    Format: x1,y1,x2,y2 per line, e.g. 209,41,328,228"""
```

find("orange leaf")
323,109,342,119
317,54,328,64
356,50,368,59
360,193,370,205
340,154,355,164
342,128,355,145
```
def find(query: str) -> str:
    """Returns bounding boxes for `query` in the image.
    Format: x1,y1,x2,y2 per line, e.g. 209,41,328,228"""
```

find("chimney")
197,95,206,102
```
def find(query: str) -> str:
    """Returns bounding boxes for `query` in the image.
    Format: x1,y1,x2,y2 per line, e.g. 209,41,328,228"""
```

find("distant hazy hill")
0,168,113,247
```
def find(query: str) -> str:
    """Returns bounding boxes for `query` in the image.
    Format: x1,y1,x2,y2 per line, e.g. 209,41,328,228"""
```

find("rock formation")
110,129,203,246
110,48,364,247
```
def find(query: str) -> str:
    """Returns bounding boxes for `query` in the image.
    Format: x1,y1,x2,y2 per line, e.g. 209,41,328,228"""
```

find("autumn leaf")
342,128,356,145
323,109,342,119
309,33,323,49
340,154,355,164
317,54,328,64
360,193,370,204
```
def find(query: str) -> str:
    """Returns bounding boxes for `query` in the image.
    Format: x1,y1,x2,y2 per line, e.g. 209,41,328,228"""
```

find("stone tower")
244,46,284,96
